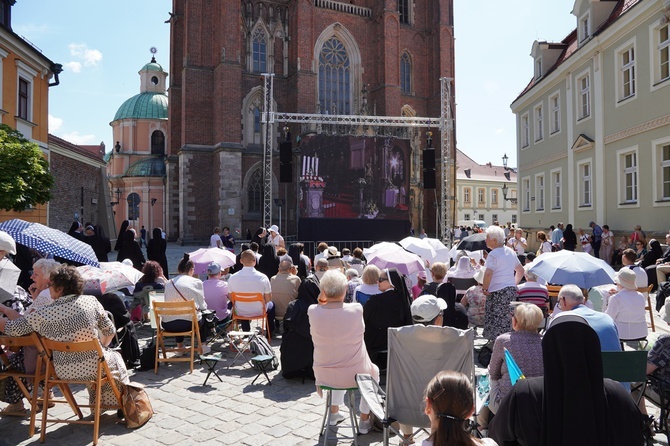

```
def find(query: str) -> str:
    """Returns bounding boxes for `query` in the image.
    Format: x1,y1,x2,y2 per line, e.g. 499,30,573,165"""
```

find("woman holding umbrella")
482,226,524,342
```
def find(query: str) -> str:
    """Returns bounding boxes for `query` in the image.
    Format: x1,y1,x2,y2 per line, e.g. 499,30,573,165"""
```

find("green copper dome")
113,92,168,121
142,61,164,72
125,157,166,177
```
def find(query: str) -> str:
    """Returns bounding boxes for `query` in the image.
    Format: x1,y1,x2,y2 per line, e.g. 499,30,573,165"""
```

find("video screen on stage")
298,135,410,221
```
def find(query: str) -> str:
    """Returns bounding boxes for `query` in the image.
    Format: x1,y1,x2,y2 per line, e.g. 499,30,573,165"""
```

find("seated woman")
461,267,487,327
308,270,379,434
0,265,130,411
488,303,544,414
489,316,643,446
363,268,412,367
353,264,382,305
612,235,630,267
133,260,167,317
634,240,647,260
424,370,498,446
163,255,209,356
639,239,664,269
605,268,647,341
446,256,477,280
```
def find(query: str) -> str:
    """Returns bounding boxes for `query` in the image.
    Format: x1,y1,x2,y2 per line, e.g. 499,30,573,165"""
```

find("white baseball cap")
411,295,447,323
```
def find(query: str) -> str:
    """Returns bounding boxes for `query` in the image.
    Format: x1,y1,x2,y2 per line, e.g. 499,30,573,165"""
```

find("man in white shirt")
507,228,527,255
228,250,274,335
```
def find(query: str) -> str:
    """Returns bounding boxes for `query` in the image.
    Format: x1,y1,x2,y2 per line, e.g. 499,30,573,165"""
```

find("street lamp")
110,188,122,206
502,183,518,204
502,153,509,170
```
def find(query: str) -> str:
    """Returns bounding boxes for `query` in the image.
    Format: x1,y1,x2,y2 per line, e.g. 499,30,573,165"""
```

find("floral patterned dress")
4,294,129,407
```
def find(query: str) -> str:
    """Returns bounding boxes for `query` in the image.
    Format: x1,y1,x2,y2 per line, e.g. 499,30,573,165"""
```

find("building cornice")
604,112,670,144
519,151,567,171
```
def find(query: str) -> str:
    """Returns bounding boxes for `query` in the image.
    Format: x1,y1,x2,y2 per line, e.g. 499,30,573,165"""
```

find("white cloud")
68,43,102,67
60,131,97,145
63,61,81,73
48,114,63,132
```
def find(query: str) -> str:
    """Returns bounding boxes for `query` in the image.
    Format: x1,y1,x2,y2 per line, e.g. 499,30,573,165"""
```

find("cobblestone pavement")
1,243,668,445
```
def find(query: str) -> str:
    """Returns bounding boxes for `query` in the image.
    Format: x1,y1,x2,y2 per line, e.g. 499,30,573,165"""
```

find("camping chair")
646,373,670,444
447,277,478,301
104,311,123,351
356,325,475,445
230,292,271,343
39,337,124,446
153,300,203,374
638,284,655,332
0,332,52,436
601,350,648,405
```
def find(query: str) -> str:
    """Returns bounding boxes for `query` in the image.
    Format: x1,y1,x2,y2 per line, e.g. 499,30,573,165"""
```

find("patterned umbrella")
188,247,236,274
0,219,99,267
77,261,144,295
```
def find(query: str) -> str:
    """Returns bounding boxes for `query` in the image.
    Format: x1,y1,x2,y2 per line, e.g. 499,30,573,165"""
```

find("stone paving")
1,242,669,445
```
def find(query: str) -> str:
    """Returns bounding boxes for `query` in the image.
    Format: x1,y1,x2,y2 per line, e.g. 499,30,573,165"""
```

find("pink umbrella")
365,249,425,276
188,247,236,274
77,261,144,295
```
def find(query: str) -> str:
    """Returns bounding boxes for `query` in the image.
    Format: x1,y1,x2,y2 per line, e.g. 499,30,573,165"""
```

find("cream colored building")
456,149,518,227
511,0,670,235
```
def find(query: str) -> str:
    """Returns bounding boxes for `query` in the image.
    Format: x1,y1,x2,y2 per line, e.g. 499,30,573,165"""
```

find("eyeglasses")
378,277,389,283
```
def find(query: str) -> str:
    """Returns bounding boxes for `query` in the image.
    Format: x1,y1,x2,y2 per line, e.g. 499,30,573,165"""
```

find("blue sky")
13,0,576,167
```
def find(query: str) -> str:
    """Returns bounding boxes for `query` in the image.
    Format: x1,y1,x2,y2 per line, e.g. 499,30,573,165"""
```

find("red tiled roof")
48,134,105,162
456,149,517,183
514,0,642,102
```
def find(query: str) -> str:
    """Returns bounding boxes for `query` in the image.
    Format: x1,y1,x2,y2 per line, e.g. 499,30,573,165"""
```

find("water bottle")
477,374,490,405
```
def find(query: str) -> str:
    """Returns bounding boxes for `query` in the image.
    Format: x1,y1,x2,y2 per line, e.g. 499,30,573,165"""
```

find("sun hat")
326,246,341,259
411,295,447,323
417,271,427,281
0,230,16,255
206,261,221,275
615,268,637,291
269,225,279,233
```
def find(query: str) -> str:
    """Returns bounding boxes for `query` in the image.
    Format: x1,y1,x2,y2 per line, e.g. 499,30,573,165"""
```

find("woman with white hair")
482,226,524,342
26,258,61,310
308,270,378,434
605,268,647,340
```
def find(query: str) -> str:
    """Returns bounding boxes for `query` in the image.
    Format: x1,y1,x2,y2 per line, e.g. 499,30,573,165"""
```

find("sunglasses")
378,277,389,283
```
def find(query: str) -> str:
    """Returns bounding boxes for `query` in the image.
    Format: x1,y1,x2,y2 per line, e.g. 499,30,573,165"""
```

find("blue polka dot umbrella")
0,219,100,267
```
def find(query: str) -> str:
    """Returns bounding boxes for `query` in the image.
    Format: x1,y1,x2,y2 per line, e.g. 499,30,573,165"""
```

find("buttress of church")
167,0,455,244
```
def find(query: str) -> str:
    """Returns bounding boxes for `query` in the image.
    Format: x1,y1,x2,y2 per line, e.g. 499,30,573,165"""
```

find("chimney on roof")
486,162,492,167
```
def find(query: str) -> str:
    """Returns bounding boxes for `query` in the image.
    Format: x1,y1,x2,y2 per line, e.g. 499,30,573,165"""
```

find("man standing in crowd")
551,223,564,249
590,221,603,259
507,228,527,255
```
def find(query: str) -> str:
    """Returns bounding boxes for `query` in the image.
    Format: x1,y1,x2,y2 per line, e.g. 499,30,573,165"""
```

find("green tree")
0,124,54,212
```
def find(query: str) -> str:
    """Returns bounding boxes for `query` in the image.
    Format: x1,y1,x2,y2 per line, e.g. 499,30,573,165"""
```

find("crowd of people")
2,216,670,445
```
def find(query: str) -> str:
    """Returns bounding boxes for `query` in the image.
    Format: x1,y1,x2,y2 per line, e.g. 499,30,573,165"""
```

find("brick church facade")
167,0,454,244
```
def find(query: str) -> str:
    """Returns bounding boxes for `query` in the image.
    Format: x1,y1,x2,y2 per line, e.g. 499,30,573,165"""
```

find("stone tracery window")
400,52,411,94
318,36,350,115
252,27,267,73
247,168,263,213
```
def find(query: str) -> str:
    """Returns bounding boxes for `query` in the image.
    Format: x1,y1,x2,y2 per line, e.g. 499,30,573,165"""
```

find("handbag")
122,382,154,428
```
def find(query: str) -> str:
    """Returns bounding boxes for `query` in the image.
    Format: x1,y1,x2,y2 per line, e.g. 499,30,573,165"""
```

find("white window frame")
549,91,561,135
651,136,670,207
576,69,591,121
463,213,471,221
650,19,670,91
616,146,640,208
512,214,517,224
535,173,545,212
477,188,485,205
522,177,531,212
534,102,544,142
520,112,530,148
0,48,8,112
579,12,590,44
535,57,542,79
491,188,498,205
550,168,562,211
15,61,37,123
578,159,593,209
615,38,637,105
463,187,471,204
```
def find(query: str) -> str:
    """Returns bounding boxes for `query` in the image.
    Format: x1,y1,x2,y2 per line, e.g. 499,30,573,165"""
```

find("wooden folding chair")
0,332,48,436
230,292,271,343
153,300,203,374
638,284,655,332
39,337,124,446
547,285,562,311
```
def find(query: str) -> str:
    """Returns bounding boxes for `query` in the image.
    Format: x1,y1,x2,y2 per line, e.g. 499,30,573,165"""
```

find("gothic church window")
318,36,350,114
248,168,263,213
400,52,411,94
252,27,267,73
398,0,410,25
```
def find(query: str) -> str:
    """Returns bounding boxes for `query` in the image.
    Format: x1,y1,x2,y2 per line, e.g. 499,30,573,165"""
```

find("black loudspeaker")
424,169,436,189
279,142,292,163
423,148,435,170
280,163,293,183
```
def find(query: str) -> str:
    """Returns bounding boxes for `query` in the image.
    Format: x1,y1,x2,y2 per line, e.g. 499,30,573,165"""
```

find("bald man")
227,250,275,335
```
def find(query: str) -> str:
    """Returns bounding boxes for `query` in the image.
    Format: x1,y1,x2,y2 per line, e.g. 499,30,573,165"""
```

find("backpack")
249,335,279,371
138,341,157,371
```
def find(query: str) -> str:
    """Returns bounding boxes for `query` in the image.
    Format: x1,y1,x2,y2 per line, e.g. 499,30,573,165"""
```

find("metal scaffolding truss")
261,74,455,244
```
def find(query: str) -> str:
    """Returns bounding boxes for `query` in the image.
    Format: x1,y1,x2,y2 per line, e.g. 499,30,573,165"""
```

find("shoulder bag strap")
170,279,188,301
